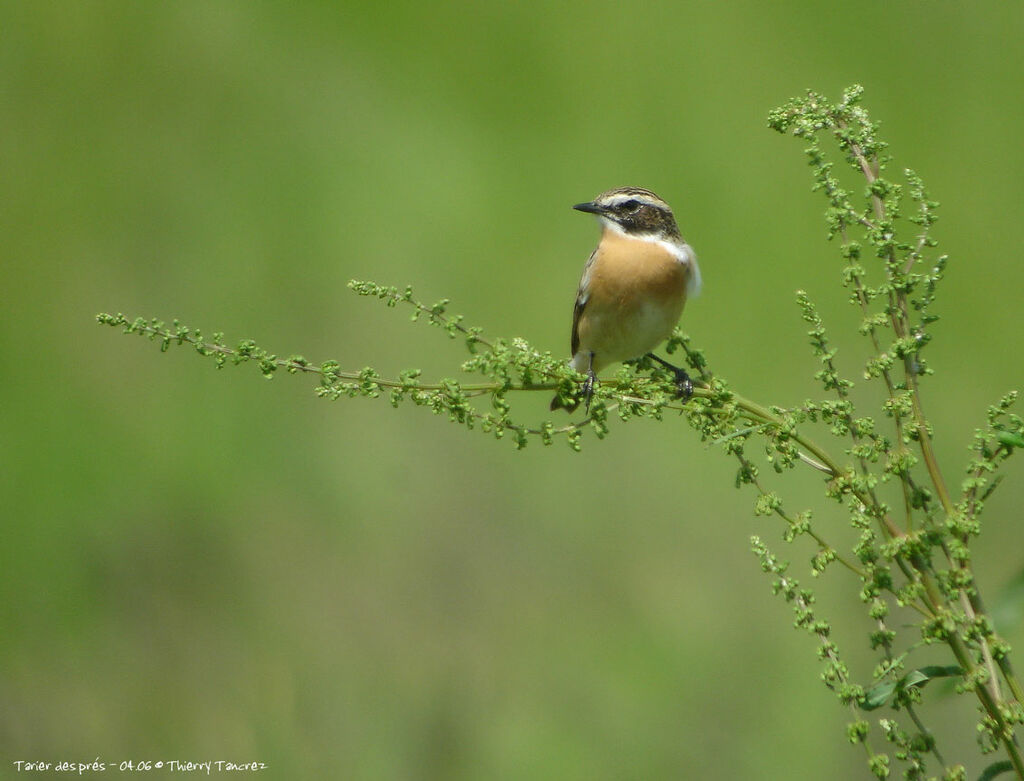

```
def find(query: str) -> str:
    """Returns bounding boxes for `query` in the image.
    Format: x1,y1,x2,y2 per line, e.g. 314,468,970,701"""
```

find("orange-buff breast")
573,231,691,374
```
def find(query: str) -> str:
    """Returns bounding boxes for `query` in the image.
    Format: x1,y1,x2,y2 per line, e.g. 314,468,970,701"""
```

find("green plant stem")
960,449,1024,703
841,132,955,520
774,569,885,771
103,309,1021,774
839,134,1022,739
816,119,1020,764
103,314,947,620
917,572,1024,778
727,394,916,547
905,703,945,769
736,450,866,579
812,146,920,537
874,615,947,770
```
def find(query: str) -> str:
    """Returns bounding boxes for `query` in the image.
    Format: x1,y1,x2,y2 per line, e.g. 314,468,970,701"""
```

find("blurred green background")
3,2,1024,778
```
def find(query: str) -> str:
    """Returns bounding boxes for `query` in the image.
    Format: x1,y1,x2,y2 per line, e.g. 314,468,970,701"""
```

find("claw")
582,369,597,412
645,353,694,401
674,369,693,400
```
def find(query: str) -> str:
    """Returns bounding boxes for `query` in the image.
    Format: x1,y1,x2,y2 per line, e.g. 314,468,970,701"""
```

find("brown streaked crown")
573,186,681,240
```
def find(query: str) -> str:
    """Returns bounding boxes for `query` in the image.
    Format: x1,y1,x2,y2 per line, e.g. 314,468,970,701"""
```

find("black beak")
573,201,603,214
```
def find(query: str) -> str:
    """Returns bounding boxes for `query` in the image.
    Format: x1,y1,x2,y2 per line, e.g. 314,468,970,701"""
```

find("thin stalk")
840,137,1016,718
917,571,1024,777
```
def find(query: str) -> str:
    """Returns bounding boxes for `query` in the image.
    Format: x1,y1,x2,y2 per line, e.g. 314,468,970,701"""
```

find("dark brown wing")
569,246,598,357
570,297,584,357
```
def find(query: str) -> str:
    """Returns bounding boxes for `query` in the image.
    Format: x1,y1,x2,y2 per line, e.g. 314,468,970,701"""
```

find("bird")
550,186,702,412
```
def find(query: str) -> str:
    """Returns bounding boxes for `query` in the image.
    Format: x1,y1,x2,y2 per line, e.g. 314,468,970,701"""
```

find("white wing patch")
678,243,702,299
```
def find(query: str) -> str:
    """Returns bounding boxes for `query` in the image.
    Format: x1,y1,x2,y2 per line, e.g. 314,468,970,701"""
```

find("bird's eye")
621,199,640,212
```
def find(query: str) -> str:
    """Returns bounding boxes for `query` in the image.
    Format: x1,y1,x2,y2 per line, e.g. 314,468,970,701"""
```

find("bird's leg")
582,352,597,412
645,353,693,400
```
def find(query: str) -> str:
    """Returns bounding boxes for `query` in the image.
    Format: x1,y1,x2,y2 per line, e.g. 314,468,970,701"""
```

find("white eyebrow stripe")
601,194,665,209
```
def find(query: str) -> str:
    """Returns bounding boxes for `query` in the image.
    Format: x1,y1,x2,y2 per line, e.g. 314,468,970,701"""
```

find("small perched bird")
551,186,702,412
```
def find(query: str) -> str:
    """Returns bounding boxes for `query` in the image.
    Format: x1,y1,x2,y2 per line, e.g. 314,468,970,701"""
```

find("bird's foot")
645,353,693,401
582,369,597,412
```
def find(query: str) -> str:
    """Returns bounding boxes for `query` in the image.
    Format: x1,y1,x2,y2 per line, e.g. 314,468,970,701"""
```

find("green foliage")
763,86,1024,779
98,86,1024,779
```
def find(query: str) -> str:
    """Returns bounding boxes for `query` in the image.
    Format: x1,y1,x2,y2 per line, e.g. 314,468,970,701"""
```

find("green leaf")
860,680,896,711
997,430,1024,449
859,666,961,711
977,760,1014,781
900,665,962,689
